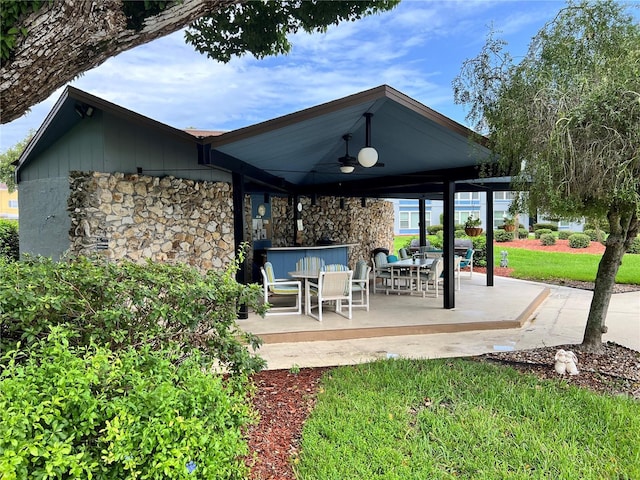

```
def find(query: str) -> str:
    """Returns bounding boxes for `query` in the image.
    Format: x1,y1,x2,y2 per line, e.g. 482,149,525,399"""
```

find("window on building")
400,210,432,230
493,210,509,229
8,200,18,209
493,191,515,201
456,211,480,225
399,211,409,229
455,192,480,201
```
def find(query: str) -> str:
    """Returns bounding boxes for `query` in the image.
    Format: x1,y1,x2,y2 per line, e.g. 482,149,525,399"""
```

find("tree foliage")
0,252,267,375
453,0,640,350
1,0,398,123
0,130,33,190
185,1,399,62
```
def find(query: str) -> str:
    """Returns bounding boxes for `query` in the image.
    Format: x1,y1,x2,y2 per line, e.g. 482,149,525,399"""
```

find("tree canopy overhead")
0,0,398,124
454,0,639,351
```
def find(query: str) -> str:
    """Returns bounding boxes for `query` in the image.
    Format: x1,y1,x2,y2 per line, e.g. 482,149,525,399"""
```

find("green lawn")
393,235,640,285
296,359,640,479
495,246,640,285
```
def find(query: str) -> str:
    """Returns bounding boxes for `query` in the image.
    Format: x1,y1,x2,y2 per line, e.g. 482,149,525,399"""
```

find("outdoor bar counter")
265,244,358,278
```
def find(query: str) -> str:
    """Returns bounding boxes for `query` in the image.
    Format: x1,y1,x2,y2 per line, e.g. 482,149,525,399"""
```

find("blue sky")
1,0,568,153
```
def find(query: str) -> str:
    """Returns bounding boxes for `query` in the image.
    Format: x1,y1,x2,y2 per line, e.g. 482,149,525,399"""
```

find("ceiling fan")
337,133,384,174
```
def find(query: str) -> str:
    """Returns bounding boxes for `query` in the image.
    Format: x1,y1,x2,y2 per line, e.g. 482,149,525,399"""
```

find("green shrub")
517,228,529,239
0,219,18,261
535,228,553,239
584,219,610,234
470,235,487,267
540,233,557,246
628,236,640,254
429,234,443,249
401,237,417,250
0,253,266,375
533,223,558,231
454,229,466,238
494,230,515,243
427,224,443,235
557,230,573,240
569,233,591,249
0,327,254,479
583,228,606,242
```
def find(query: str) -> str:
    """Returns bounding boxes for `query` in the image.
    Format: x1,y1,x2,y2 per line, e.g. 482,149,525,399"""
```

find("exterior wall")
19,110,231,183
18,177,71,258
68,172,236,272
17,110,233,261
0,183,19,219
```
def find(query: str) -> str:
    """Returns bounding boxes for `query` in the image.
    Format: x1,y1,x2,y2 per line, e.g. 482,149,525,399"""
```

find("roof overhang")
200,85,497,198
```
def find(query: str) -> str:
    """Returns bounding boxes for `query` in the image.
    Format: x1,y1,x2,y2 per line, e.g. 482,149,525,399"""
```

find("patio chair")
351,259,371,310
372,252,392,294
295,256,325,275
322,263,349,272
260,261,302,316
398,248,410,260
306,270,353,321
419,257,444,297
409,238,421,254
458,248,475,277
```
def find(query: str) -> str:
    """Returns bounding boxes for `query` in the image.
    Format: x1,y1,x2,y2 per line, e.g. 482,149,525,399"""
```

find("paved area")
240,275,639,370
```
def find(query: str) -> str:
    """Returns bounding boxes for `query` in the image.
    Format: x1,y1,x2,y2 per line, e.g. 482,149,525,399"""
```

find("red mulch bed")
500,237,606,254
245,367,331,480
245,238,637,480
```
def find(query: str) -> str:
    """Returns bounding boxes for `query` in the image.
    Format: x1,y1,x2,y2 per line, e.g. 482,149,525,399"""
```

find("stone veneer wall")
67,172,395,275
270,196,394,266
68,172,235,272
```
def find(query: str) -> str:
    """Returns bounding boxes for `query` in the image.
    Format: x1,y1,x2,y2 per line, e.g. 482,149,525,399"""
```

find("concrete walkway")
241,275,639,371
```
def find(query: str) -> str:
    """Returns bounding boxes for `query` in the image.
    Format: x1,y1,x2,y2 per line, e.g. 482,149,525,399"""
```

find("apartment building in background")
0,183,19,219
391,192,583,236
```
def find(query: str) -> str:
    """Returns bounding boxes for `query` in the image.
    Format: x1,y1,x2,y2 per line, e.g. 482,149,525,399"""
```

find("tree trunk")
581,207,638,352
1,0,240,124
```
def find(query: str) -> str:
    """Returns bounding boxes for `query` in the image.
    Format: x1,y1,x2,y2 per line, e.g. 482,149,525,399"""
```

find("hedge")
0,328,254,479
0,219,18,261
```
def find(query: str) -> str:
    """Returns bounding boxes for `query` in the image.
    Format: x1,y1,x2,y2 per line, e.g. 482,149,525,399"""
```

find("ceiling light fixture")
357,112,378,168
338,133,358,174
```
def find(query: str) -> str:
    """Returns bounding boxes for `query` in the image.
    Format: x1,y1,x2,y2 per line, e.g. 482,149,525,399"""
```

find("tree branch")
0,0,241,124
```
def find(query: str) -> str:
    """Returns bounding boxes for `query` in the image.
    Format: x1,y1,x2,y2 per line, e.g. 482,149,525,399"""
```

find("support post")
232,172,248,319
418,198,427,248
443,181,455,309
486,190,494,286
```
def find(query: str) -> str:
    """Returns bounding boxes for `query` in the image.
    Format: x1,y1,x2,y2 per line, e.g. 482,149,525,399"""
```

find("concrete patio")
240,275,640,370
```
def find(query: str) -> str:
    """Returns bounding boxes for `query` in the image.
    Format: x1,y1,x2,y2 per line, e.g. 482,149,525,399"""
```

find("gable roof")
200,85,497,198
15,86,199,174
16,85,504,198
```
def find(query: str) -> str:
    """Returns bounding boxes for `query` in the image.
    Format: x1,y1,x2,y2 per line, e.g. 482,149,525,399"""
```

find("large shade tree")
453,0,639,352
1,0,398,124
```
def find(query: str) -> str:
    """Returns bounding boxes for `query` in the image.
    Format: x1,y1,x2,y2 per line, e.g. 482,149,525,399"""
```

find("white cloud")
0,0,563,152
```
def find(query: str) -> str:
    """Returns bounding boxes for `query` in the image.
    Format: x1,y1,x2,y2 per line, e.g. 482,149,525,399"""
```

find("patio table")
385,258,434,296
288,270,319,315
